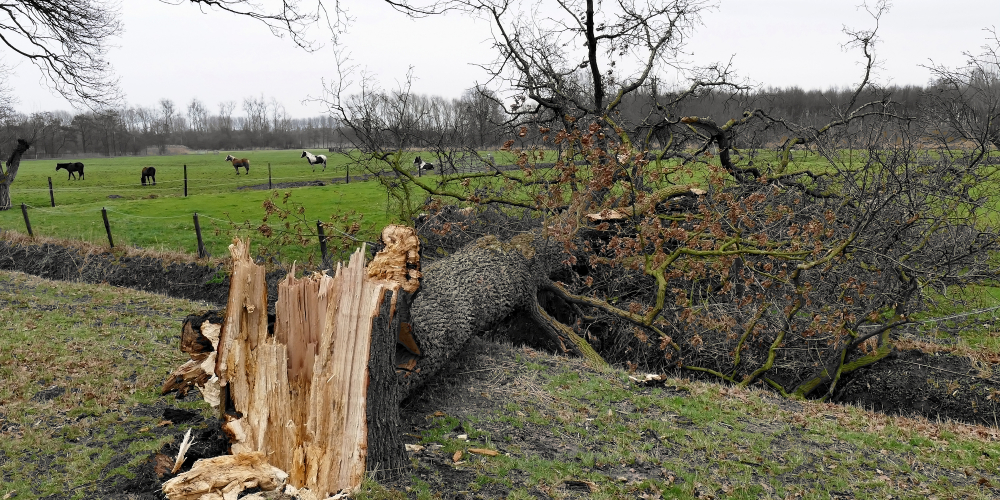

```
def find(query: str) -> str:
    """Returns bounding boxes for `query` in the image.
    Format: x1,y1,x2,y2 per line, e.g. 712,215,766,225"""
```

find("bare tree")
923,28,1000,155
218,100,236,133
0,0,122,107
0,139,31,209
187,98,210,134
242,94,269,146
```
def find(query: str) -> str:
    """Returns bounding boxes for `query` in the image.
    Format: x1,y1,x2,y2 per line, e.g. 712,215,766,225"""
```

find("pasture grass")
0,271,215,499
0,150,402,263
1,271,998,499
0,147,837,264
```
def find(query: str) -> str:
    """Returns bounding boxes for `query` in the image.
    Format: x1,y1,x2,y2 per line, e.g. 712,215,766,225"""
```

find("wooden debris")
585,209,626,221
468,448,499,457
172,428,194,474
564,479,599,492
161,316,222,407
628,373,669,385
161,451,288,500
452,450,462,463
367,224,421,293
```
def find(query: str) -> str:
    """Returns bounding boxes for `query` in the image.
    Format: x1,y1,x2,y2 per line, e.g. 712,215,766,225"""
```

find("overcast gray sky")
7,0,1000,118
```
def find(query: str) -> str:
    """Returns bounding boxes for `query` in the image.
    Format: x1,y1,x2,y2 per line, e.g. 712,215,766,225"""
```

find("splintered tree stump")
209,237,407,496
163,225,604,496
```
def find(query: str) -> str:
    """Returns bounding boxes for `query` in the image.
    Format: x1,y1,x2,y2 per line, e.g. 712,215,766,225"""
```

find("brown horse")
56,162,85,180
141,166,156,185
225,155,250,175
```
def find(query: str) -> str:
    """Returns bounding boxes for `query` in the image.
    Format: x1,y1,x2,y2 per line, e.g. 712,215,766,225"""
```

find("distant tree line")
0,83,946,159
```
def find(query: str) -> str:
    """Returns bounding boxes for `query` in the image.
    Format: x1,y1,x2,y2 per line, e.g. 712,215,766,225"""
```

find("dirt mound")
0,237,289,312
834,348,1000,427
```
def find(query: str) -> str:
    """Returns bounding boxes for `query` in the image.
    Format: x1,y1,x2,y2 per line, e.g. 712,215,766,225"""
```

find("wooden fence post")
47,177,54,207
20,203,32,237
193,213,207,258
101,207,114,248
317,220,330,269
184,164,188,197
268,163,272,190
346,163,350,184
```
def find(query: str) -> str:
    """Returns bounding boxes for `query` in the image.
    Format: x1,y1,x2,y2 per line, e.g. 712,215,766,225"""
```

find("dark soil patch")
237,174,383,191
92,392,230,500
238,180,328,190
833,348,1000,427
0,237,291,313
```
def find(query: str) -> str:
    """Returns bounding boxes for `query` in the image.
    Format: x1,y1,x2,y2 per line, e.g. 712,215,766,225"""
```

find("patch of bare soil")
833,348,1000,427
93,396,229,500
238,180,328,190
0,237,288,312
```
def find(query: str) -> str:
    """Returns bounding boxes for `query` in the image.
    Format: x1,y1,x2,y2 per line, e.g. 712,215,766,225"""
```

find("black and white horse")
225,155,250,175
56,162,85,180
413,156,434,171
301,150,327,172
141,166,156,186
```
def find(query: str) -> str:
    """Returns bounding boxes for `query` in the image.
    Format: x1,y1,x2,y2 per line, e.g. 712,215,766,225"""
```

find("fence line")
17,172,364,194
9,202,359,266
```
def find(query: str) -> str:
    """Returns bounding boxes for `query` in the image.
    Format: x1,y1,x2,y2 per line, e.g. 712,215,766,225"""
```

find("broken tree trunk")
211,237,407,496
398,231,606,397
163,225,607,494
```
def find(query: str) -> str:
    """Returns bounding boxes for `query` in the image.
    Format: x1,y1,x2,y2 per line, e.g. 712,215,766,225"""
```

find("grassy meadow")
0,150,398,262
0,146,844,265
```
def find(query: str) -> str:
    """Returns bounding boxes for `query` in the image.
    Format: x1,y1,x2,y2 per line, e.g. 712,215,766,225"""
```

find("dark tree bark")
400,232,605,399
366,289,409,481
0,139,32,211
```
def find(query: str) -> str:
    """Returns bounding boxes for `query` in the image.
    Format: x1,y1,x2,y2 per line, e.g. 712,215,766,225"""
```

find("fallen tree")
163,223,614,496
312,1,1000,407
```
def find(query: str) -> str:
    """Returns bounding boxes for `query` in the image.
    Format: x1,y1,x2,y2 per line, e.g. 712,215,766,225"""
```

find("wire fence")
13,201,346,265
7,157,529,263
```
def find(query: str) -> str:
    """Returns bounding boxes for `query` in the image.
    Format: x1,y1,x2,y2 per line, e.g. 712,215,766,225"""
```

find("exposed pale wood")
162,318,222,405
161,451,288,500
160,359,210,397
367,224,421,293
172,428,194,474
216,239,406,496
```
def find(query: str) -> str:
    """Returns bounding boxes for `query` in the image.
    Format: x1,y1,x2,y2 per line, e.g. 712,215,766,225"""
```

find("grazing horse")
141,166,156,186
413,156,434,171
56,162,85,180
225,155,250,175
301,150,327,172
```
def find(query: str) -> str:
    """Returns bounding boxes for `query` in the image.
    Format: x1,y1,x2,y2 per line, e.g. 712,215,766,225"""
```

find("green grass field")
0,150,398,262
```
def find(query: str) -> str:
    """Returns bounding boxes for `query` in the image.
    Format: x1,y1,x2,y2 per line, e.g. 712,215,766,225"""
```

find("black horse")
141,166,156,186
56,162,85,180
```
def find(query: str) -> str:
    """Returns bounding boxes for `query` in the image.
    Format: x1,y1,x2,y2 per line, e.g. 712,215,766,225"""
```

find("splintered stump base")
210,238,407,496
